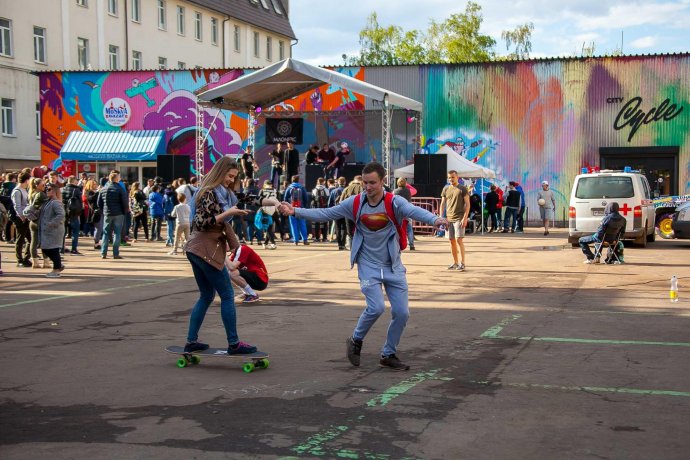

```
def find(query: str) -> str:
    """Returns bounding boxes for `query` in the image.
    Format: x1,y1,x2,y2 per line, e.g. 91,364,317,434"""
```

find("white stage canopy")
194,59,423,181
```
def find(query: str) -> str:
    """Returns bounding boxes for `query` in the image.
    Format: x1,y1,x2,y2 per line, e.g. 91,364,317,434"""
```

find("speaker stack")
156,155,191,184
412,153,447,197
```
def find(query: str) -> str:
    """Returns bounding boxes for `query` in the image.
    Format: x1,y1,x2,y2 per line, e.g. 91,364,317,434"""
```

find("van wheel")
646,226,656,243
634,226,647,248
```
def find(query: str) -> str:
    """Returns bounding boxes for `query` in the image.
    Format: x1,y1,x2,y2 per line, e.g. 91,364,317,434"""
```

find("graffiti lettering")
606,97,624,103
613,97,684,142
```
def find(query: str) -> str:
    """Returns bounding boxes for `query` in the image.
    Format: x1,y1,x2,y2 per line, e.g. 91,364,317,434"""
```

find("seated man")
579,202,626,264
225,244,269,303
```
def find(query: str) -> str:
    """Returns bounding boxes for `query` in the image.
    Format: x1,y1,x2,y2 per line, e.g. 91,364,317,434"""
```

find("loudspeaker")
414,183,444,198
414,154,429,184
342,163,363,183
428,154,447,184
157,155,190,184
305,164,325,190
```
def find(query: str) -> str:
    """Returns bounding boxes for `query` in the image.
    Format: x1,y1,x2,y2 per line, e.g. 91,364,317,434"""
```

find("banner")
265,118,303,144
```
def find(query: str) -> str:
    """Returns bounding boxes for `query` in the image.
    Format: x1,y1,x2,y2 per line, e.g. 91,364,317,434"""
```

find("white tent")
393,145,497,234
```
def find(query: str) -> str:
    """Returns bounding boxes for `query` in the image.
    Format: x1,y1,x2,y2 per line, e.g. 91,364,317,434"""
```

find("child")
169,193,190,255
225,244,269,303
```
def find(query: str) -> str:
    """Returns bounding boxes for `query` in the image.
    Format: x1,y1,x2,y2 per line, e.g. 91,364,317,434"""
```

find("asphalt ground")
1,229,689,459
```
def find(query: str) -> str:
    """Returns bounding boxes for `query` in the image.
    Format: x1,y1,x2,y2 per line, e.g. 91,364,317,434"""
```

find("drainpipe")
290,38,298,58
222,17,230,67
124,0,129,70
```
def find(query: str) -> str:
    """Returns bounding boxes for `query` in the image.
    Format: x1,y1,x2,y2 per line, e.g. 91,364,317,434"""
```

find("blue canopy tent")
58,130,166,163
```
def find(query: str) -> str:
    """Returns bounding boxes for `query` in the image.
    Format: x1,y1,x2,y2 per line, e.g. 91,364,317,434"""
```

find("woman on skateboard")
183,157,278,355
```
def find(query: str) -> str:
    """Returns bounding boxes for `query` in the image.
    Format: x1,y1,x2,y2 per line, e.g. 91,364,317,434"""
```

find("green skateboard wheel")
176,358,187,368
243,362,255,373
191,355,201,365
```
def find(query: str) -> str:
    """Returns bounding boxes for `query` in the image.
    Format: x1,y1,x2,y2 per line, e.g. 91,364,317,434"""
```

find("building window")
77,37,89,70
131,0,140,22
76,0,88,7
0,18,12,57
211,17,218,45
194,12,202,40
233,25,240,52
270,0,283,15
253,31,259,57
107,0,118,16
266,36,272,61
259,0,270,10
176,6,185,35
35,102,40,139
108,45,119,70
1,99,15,137
33,27,47,64
158,56,167,69
279,40,285,60
177,61,185,69
132,50,141,70
157,0,166,29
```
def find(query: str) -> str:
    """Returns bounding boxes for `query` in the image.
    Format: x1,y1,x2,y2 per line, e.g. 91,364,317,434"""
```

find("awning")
197,59,423,112
60,130,166,161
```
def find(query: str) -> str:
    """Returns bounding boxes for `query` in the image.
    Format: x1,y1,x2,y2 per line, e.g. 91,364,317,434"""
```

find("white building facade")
0,0,295,170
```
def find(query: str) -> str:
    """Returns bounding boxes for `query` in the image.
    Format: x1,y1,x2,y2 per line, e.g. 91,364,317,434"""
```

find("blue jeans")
289,215,308,242
270,166,283,189
488,211,499,230
151,216,163,240
101,214,124,257
186,252,239,345
166,217,175,244
123,212,132,242
247,212,263,242
69,216,80,251
405,219,414,246
354,261,409,357
579,234,600,260
503,207,518,231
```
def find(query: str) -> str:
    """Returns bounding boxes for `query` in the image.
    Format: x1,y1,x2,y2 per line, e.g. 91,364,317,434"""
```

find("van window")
641,177,651,199
575,176,634,199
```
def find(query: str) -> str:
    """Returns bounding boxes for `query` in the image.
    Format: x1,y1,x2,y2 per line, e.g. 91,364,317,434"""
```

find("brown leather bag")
185,222,239,271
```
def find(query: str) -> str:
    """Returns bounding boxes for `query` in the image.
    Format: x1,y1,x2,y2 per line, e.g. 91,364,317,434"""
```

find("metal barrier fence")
411,197,441,235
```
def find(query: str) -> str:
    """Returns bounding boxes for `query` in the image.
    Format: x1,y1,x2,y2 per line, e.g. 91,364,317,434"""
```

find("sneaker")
262,243,267,249
593,257,601,264
379,354,410,371
242,294,260,303
346,336,362,366
583,259,595,264
544,231,549,236
46,271,61,278
409,245,416,251
184,341,209,353
168,251,178,255
228,341,257,355
70,250,83,255
456,263,465,271
269,244,277,250
303,241,310,246
113,255,123,260
447,263,458,270
101,255,107,259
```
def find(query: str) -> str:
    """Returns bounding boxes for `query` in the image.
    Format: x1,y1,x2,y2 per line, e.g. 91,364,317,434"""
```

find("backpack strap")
383,192,402,231
352,193,362,222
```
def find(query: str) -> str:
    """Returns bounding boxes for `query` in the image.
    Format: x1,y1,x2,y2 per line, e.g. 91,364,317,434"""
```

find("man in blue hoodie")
279,163,448,370
514,181,526,232
283,175,310,245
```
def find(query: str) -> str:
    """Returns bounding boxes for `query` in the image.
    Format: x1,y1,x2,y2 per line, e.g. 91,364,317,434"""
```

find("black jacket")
505,190,521,208
485,191,499,211
97,182,129,216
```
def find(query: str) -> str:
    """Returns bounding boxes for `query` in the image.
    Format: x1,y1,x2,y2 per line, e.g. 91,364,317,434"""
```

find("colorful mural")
40,66,366,174
40,55,690,219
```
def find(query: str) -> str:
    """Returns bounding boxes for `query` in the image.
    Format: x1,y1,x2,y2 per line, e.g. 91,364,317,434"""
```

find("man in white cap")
326,141,349,179
537,180,556,236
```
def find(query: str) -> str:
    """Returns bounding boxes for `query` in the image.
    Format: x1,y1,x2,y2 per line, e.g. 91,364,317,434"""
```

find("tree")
441,2,496,63
501,22,534,60
344,2,496,65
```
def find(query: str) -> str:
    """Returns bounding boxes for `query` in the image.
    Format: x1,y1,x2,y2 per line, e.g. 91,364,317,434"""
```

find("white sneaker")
46,271,61,278
168,251,178,255
583,259,595,264
269,243,277,250
447,263,458,270
262,243,267,249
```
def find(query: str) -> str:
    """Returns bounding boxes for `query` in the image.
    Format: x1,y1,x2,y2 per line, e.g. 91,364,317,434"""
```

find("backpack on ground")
352,192,408,250
68,189,83,217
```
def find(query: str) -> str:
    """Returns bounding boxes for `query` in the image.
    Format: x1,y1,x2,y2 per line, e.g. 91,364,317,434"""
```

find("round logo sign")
103,97,131,127
276,120,293,136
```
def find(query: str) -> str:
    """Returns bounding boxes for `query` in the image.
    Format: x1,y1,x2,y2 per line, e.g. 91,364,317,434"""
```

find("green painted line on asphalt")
493,335,690,348
366,369,446,407
477,380,690,397
290,425,349,456
479,314,522,338
0,277,185,310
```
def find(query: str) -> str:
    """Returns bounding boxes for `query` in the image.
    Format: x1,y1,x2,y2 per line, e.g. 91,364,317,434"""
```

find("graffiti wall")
40,66,366,175
413,56,690,217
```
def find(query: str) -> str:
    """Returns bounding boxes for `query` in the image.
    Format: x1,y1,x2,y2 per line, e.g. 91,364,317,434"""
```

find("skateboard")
165,346,270,373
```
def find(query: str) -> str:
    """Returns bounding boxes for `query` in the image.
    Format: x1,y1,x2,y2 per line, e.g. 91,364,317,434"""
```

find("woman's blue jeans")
186,252,239,345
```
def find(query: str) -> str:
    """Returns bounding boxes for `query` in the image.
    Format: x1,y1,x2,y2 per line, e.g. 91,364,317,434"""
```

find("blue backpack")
163,194,175,217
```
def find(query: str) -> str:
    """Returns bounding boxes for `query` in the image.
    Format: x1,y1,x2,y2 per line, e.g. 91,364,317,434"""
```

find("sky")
288,0,690,65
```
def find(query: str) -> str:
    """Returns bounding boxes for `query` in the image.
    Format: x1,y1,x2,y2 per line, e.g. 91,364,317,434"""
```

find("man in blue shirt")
279,162,448,370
